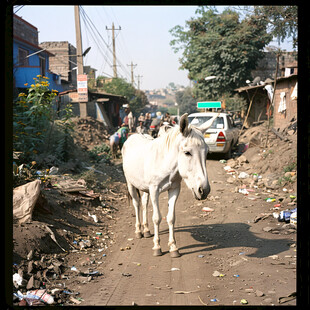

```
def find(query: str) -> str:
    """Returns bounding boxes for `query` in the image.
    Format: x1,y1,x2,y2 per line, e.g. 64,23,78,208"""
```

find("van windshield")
188,116,224,129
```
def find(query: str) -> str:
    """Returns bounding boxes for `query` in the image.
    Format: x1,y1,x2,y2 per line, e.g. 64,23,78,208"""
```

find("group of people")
136,112,177,137
110,108,178,157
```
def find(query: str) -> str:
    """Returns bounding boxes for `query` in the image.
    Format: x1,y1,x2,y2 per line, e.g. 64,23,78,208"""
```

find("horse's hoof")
135,232,143,239
170,250,181,258
153,248,163,256
143,231,152,238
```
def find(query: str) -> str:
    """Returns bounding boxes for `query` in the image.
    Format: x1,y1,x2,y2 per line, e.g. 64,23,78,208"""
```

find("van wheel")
224,144,232,159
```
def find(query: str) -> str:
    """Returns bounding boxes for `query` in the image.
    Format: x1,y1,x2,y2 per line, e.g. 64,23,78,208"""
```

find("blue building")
13,14,63,93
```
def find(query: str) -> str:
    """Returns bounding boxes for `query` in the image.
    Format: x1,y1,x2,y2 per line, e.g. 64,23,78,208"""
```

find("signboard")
77,74,88,102
197,101,221,109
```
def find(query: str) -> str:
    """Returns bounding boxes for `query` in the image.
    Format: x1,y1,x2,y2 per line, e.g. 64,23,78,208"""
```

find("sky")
14,5,294,91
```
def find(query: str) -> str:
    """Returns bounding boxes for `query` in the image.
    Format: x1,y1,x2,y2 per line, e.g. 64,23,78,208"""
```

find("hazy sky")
15,5,294,90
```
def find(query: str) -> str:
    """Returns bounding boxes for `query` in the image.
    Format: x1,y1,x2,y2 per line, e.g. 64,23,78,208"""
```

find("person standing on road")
136,120,147,134
117,123,129,150
143,113,152,130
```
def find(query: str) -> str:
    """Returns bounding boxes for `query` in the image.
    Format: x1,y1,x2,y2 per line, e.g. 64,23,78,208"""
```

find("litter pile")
219,119,297,230
12,164,127,305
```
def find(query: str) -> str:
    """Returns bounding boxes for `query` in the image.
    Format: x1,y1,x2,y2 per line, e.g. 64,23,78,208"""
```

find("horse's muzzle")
193,185,210,200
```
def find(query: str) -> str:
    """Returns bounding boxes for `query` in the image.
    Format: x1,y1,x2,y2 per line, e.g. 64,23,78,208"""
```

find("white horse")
122,113,218,257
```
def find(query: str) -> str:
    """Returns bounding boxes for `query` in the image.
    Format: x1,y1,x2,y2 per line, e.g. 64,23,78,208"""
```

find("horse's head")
177,113,218,200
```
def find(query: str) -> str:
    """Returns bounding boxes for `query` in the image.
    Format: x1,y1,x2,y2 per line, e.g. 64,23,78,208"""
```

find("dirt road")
75,158,296,306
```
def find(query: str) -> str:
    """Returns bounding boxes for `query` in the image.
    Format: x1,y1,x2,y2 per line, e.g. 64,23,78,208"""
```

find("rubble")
13,152,127,306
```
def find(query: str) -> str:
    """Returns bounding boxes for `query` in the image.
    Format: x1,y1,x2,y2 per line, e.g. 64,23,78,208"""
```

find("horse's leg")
150,187,162,256
141,192,151,238
127,183,142,239
167,186,181,258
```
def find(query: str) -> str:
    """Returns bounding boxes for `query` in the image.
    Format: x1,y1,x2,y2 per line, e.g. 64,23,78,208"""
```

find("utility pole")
135,75,143,90
74,5,83,76
74,5,88,117
106,23,121,78
127,62,137,85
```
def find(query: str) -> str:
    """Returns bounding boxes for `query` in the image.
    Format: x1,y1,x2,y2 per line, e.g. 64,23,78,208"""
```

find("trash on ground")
202,207,214,212
170,267,180,271
238,172,249,179
290,211,297,225
13,179,41,223
212,270,225,277
88,212,98,223
239,188,249,195
174,289,200,294
13,273,23,287
278,208,297,223
278,292,296,304
240,298,248,304
121,273,132,277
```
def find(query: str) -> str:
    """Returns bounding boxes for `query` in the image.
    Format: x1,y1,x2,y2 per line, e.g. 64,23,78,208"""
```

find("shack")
273,74,297,130
58,89,128,129
234,84,270,128
235,73,297,130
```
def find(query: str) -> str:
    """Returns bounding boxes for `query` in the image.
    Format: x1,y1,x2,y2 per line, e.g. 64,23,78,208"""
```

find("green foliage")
170,7,272,101
97,77,149,115
221,92,248,111
175,87,197,115
55,103,75,162
88,143,112,163
283,160,297,173
13,75,58,161
251,6,298,48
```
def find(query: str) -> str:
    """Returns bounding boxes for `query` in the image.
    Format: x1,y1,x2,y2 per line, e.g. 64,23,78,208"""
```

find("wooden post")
265,53,280,148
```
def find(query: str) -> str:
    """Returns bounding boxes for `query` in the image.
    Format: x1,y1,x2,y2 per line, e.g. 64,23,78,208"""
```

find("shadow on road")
169,223,292,258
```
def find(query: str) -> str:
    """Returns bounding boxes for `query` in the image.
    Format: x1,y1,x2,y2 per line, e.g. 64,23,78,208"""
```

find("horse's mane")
155,125,204,153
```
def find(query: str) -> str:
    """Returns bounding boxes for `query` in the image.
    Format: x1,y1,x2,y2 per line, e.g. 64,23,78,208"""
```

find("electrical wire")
79,6,114,77
80,6,132,81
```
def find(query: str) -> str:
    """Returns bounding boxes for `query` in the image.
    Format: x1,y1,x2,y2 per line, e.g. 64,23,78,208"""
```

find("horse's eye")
185,151,192,156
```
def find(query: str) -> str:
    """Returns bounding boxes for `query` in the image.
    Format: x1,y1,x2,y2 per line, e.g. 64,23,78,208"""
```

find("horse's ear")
198,112,220,134
179,113,191,137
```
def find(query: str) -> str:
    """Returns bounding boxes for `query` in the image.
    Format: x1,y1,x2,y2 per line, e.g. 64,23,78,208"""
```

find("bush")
88,143,112,163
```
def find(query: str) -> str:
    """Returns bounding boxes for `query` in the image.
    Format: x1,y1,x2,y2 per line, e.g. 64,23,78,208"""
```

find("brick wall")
13,14,38,46
39,41,77,85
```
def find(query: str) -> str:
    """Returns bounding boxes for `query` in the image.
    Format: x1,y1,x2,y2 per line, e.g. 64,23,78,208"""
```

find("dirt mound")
232,120,297,191
71,117,111,151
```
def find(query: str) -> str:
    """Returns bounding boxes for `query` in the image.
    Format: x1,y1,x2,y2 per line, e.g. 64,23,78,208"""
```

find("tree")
98,77,148,115
170,7,272,101
243,6,298,49
175,87,197,115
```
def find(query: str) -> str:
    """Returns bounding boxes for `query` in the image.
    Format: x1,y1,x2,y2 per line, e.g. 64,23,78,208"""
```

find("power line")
80,6,131,81
79,6,114,77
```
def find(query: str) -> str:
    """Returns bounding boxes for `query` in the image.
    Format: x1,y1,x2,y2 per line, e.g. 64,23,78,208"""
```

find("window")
227,116,233,128
188,116,224,129
18,48,29,66
39,56,46,76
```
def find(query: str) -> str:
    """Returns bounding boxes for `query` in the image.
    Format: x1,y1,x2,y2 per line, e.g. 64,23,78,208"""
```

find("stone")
237,155,248,164
256,290,265,297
